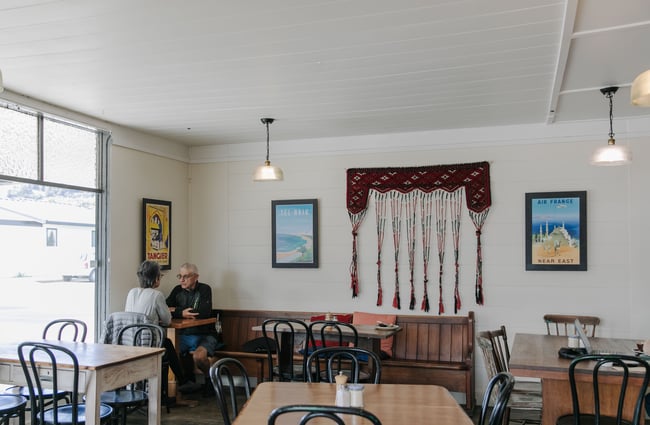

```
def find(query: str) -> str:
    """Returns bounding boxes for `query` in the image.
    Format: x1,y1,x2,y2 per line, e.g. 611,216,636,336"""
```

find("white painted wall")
187,134,650,398
109,146,190,312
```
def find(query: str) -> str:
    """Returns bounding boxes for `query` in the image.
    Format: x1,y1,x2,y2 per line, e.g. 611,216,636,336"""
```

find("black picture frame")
525,191,587,271
142,198,172,270
272,199,319,268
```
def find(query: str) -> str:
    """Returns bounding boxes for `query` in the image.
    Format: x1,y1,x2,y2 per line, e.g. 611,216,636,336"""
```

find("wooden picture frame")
143,198,172,270
525,191,587,271
272,199,319,268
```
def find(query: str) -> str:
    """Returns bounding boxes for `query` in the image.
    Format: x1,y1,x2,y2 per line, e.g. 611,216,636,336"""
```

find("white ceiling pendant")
631,70,650,107
253,118,284,182
590,87,631,166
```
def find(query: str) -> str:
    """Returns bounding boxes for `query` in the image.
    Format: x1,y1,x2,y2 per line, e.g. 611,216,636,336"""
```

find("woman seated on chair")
125,260,202,393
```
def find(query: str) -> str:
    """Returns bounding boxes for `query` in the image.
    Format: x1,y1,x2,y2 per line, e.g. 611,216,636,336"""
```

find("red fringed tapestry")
346,162,491,311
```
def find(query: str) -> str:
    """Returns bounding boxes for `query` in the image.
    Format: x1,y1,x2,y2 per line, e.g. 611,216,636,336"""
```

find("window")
0,101,109,341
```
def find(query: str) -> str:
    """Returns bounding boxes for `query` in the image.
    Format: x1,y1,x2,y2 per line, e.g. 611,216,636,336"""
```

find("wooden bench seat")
210,309,475,411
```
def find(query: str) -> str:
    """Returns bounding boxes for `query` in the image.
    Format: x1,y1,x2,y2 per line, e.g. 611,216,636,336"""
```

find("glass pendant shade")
590,139,631,166
631,69,650,107
253,160,284,181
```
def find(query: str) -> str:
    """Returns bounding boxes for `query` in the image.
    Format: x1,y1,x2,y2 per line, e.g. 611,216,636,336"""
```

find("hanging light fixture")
590,86,631,166
253,118,284,181
631,70,650,107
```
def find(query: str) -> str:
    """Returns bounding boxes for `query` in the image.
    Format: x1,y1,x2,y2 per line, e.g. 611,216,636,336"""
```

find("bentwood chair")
477,335,542,424
262,319,310,382
305,347,381,384
4,319,88,412
0,394,27,425
209,358,253,425
18,341,113,425
308,321,369,381
99,324,165,425
544,314,600,337
268,404,382,425
478,372,516,425
555,354,650,425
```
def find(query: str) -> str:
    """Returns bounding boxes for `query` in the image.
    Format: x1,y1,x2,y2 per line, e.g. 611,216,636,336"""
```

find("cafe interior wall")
186,128,649,340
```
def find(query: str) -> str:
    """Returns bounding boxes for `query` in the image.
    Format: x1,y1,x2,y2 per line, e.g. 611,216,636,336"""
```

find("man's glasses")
176,273,195,280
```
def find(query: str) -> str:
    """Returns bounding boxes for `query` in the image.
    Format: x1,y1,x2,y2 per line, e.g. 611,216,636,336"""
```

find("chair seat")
557,414,631,425
100,389,148,407
5,385,68,401
0,394,27,415
39,403,113,425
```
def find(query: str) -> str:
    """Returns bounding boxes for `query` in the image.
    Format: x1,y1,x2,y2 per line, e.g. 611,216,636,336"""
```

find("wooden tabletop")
0,339,164,369
233,382,472,425
509,333,640,379
168,317,216,329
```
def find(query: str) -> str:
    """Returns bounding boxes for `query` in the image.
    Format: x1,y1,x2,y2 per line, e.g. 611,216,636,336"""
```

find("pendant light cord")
265,120,270,161
607,90,615,140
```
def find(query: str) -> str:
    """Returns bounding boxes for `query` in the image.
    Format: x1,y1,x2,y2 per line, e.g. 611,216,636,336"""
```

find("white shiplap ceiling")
1,0,649,148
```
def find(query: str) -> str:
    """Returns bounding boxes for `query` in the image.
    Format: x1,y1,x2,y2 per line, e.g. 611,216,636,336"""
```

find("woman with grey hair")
125,260,172,325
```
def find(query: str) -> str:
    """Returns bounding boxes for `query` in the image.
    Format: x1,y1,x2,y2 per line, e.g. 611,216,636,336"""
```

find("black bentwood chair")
267,404,382,425
555,354,650,425
305,347,381,384
209,357,253,425
99,323,165,425
18,341,113,425
0,394,27,425
262,319,310,382
478,372,516,425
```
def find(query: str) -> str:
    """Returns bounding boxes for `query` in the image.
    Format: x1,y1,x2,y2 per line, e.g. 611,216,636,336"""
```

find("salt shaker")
349,384,364,408
335,372,350,407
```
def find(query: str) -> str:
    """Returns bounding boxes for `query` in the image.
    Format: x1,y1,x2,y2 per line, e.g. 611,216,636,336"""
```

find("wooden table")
166,317,216,403
509,333,642,425
251,322,401,355
0,339,163,425
233,381,473,425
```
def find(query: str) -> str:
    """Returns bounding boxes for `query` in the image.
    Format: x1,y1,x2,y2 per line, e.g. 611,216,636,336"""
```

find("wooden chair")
544,314,600,337
99,323,165,425
262,318,310,382
209,357,253,425
478,372,516,425
17,341,114,425
556,354,650,425
305,347,381,384
477,335,542,424
268,404,382,425
0,394,27,425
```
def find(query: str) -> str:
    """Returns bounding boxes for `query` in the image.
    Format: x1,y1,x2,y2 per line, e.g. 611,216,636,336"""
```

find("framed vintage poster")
143,198,172,270
525,191,587,271
272,199,319,268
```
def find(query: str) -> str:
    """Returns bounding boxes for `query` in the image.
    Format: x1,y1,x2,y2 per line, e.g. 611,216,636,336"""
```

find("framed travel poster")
272,199,319,268
143,198,172,270
525,191,587,271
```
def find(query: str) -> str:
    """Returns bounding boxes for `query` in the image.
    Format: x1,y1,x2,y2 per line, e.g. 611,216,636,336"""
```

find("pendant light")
631,69,650,107
253,118,284,181
590,86,631,166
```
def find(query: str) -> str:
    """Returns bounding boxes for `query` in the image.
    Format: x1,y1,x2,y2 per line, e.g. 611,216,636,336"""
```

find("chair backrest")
268,404,382,425
42,319,87,342
544,314,600,337
566,354,650,425
18,341,80,425
209,357,252,425
305,347,381,384
478,326,510,373
478,372,516,425
262,318,310,382
116,323,165,348
476,336,499,380
308,321,359,350
102,311,152,344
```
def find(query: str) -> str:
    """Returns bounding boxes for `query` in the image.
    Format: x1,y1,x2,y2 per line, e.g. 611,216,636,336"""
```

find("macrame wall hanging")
346,162,491,313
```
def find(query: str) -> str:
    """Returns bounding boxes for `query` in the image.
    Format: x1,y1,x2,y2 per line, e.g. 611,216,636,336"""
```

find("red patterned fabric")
346,162,491,308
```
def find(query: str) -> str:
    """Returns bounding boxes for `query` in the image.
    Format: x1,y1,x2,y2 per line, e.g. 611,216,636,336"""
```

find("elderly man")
166,262,220,393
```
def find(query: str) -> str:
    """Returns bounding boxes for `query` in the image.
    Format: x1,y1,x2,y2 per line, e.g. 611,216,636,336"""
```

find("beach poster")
272,199,319,268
